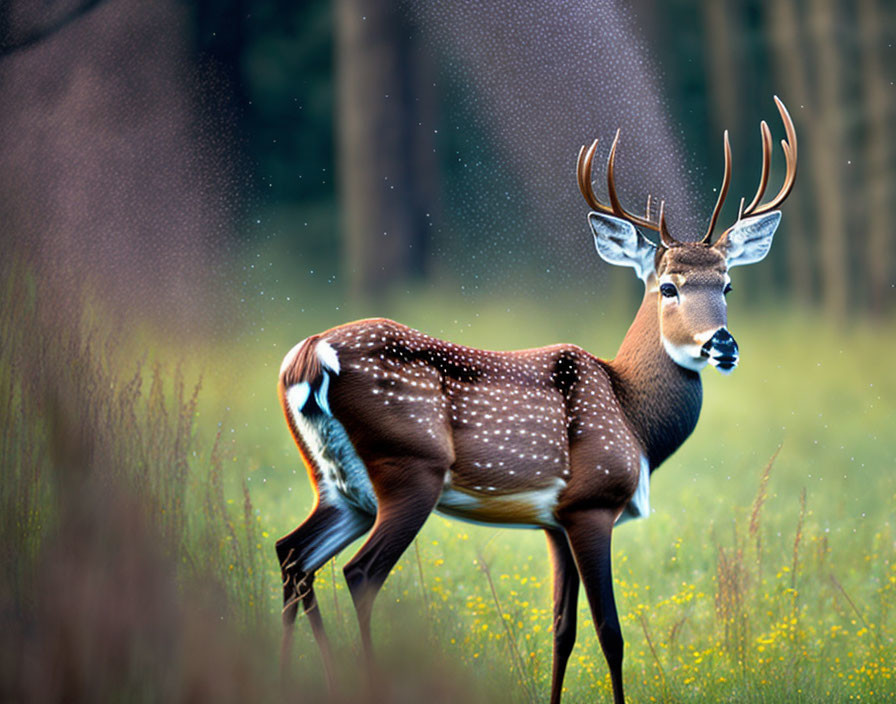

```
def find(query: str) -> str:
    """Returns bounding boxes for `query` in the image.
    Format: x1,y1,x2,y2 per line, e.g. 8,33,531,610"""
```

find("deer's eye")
723,282,732,295
660,283,678,298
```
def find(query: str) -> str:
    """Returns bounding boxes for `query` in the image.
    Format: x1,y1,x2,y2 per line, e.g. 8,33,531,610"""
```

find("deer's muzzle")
701,328,739,374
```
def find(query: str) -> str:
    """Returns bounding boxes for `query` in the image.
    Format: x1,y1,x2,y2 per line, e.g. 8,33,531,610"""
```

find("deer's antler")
702,96,798,244
577,130,679,248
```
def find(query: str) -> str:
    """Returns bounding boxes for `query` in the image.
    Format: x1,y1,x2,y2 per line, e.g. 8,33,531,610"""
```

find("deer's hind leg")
545,528,580,704
276,502,374,691
341,458,445,678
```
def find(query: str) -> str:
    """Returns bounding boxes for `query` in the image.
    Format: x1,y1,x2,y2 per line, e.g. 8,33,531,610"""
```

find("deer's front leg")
562,509,625,704
545,528,580,704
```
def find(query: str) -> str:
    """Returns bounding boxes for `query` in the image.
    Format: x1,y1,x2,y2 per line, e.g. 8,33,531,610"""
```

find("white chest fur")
616,455,651,525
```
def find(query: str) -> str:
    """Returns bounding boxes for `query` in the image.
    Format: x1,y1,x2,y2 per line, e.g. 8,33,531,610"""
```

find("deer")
275,97,797,703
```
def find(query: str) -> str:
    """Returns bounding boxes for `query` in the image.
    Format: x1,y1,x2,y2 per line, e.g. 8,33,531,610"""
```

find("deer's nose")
701,328,739,373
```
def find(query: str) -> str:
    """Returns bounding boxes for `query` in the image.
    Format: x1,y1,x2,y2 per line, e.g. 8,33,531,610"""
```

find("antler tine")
577,139,616,215
605,129,627,218
658,199,676,248
743,121,772,214
606,129,677,240
742,96,798,217
701,130,732,244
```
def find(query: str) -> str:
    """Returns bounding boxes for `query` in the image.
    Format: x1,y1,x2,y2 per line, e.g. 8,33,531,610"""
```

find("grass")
2,251,894,702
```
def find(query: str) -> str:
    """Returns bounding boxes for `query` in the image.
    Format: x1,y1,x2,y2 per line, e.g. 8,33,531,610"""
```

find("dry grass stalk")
791,488,807,593
714,539,749,669
830,573,882,651
476,551,537,704
1,254,279,701
413,538,431,618
749,444,781,580
639,611,669,700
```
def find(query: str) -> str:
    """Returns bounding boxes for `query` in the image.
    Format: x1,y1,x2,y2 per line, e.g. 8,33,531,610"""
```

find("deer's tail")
278,335,340,417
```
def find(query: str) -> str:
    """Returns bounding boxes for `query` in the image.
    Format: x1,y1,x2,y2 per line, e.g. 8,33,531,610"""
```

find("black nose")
702,329,739,369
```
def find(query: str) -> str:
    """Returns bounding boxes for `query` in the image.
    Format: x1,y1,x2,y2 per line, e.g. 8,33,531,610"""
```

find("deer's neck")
606,287,703,470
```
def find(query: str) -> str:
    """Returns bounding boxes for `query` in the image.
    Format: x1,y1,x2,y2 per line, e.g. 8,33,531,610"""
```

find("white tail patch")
314,340,339,415
616,455,650,525
280,338,341,416
317,340,340,374
281,337,376,523
286,382,311,414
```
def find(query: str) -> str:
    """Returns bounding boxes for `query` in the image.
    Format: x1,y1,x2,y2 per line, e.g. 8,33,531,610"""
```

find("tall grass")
0,257,278,701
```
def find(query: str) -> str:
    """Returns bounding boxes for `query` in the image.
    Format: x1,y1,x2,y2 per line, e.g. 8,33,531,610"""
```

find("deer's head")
578,97,797,374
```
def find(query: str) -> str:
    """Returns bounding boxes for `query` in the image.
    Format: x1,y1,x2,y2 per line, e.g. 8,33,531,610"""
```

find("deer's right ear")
588,212,657,281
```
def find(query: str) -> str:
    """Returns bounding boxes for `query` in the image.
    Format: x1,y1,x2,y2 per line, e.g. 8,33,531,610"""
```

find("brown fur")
280,334,323,388
608,285,703,469
300,319,642,513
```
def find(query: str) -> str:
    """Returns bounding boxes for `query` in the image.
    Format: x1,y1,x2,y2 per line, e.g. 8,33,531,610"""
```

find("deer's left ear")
715,211,781,268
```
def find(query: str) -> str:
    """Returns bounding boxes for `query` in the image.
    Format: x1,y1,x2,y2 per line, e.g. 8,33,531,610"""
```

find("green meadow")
3,259,894,702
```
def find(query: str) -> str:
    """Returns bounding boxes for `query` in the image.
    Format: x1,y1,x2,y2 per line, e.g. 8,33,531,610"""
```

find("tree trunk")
765,0,815,307
702,0,741,153
807,0,849,321
336,0,439,299
857,0,894,315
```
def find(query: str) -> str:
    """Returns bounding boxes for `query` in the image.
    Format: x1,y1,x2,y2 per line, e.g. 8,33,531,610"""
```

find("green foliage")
241,0,336,205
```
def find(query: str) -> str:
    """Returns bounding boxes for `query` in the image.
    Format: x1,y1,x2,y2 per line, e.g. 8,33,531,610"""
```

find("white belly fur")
436,477,565,529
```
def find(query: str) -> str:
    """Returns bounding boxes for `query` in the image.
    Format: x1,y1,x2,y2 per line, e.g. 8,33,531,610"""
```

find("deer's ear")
715,211,781,268
588,212,656,281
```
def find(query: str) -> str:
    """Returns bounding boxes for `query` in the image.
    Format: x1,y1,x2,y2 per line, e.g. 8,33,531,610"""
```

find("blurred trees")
808,0,849,321
335,0,440,297
857,0,893,315
2,0,891,317
287,0,894,316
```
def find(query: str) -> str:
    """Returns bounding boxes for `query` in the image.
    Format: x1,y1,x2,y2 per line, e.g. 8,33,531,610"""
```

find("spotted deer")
276,98,797,703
